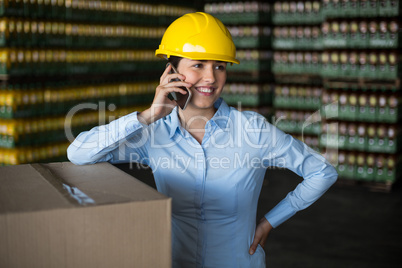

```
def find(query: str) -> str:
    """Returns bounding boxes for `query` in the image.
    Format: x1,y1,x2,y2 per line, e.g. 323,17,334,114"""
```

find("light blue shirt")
67,98,338,268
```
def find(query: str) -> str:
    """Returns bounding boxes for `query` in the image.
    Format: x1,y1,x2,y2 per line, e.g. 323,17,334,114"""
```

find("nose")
203,65,216,84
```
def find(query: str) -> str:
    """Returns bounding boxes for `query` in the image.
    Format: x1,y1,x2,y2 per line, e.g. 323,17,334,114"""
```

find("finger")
166,74,187,85
169,87,188,96
249,235,261,255
259,236,267,248
157,84,188,99
160,64,187,85
249,241,259,255
167,81,192,90
160,63,172,83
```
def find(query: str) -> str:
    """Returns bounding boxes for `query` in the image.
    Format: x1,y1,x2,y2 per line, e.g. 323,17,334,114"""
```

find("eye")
215,65,226,71
193,63,203,68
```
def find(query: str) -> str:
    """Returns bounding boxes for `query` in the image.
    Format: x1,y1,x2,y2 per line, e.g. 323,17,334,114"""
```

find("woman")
68,12,338,268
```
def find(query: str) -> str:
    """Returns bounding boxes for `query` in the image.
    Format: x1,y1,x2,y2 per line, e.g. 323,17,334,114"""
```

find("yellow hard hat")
155,12,240,64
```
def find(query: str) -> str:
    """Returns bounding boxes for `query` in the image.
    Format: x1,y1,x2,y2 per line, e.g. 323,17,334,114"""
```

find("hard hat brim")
155,49,240,65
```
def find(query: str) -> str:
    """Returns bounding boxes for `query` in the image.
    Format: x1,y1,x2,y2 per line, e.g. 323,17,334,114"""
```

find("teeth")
197,88,213,93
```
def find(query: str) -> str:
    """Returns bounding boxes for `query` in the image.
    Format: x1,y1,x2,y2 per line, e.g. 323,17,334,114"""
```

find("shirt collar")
169,108,182,138
168,98,230,138
210,98,230,130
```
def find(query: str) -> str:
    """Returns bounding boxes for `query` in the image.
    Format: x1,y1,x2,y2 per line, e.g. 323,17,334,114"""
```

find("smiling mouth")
196,87,215,94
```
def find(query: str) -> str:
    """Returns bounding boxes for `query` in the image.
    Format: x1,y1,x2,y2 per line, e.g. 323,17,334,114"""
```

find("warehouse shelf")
272,50,401,80
323,77,400,91
271,0,324,171
273,84,322,111
272,50,322,75
226,25,272,49
322,0,401,19
325,149,401,188
204,0,273,122
0,81,158,118
0,0,197,25
321,88,401,123
275,109,322,136
0,141,70,165
0,18,166,49
272,1,323,25
204,1,271,24
321,19,400,49
321,121,401,154
273,25,323,50
0,0,197,164
311,0,402,188
221,82,273,107
0,49,163,76
0,103,148,148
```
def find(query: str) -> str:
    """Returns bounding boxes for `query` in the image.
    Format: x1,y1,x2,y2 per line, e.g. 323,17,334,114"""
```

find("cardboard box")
0,162,171,268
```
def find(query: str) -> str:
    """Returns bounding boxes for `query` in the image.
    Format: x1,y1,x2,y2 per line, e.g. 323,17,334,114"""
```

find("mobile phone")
168,64,192,110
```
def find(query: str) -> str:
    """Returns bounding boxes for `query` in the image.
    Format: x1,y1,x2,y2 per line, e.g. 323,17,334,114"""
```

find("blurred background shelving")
0,0,400,191
318,0,402,191
269,0,401,191
0,0,201,165
271,0,325,156
204,0,274,119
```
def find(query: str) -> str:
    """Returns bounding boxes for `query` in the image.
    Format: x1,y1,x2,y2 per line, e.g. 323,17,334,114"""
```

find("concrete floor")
115,164,402,268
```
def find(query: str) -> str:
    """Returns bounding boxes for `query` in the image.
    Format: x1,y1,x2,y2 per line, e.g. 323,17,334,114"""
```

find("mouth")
195,86,216,96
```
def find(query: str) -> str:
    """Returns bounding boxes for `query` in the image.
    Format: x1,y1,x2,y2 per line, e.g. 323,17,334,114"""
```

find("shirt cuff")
264,199,297,228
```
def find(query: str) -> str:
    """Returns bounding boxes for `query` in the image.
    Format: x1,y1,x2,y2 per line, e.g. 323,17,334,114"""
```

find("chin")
191,104,212,110
189,101,215,110
186,91,222,110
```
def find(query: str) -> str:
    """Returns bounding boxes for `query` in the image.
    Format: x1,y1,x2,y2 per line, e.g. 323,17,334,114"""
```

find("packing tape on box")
32,163,95,206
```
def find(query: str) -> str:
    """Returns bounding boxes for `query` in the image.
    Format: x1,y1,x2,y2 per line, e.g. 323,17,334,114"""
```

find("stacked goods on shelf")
320,0,401,189
0,49,161,76
204,1,274,118
321,0,400,18
0,1,197,21
271,0,324,151
0,82,156,147
325,150,399,190
321,20,400,49
0,0,198,165
320,50,400,80
0,18,166,49
274,84,322,151
321,85,401,187
0,81,158,118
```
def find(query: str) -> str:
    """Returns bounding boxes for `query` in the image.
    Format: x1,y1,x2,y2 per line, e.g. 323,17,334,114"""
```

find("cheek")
182,72,199,84
220,72,227,81
217,72,227,85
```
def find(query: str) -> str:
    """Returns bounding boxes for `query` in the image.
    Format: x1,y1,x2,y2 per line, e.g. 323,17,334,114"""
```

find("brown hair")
168,56,182,69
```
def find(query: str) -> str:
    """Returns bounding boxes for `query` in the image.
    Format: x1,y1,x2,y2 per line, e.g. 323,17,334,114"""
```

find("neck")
178,104,217,131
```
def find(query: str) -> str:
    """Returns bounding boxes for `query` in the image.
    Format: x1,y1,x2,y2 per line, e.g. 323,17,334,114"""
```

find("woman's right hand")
138,64,192,125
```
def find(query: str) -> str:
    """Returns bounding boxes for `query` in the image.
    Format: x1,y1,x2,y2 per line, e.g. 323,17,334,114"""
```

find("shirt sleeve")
67,111,150,165
258,119,338,228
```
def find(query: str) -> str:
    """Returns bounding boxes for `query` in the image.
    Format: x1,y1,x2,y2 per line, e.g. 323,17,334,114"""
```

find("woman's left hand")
249,217,273,255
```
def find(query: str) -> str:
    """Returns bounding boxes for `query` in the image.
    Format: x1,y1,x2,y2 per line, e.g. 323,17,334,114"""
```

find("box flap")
0,162,167,214
44,162,167,204
0,164,73,214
